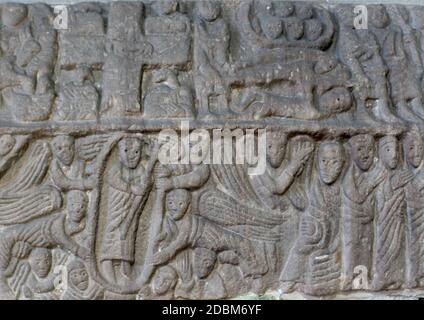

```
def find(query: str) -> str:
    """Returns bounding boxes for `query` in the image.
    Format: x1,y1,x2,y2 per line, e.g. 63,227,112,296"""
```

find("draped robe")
373,167,406,289
280,177,341,295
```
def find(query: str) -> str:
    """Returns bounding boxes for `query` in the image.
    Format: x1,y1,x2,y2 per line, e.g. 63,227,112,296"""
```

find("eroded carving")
2,0,424,301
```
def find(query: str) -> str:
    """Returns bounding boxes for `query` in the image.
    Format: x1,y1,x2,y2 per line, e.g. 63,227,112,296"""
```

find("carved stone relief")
1,0,424,300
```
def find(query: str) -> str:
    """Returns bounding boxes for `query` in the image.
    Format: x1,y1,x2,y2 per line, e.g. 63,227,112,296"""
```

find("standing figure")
280,141,345,295
342,134,385,290
144,0,191,65
100,137,156,283
403,132,424,288
336,5,399,123
373,136,413,290
193,1,231,117
370,5,424,122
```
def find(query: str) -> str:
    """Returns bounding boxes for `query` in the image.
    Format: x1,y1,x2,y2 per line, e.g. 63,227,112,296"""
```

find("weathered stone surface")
1,0,424,300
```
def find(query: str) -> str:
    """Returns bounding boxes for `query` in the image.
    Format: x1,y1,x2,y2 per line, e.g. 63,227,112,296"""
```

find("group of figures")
0,128,424,299
1,1,424,124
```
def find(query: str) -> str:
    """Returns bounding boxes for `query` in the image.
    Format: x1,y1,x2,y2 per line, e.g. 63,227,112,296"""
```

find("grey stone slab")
1,0,424,300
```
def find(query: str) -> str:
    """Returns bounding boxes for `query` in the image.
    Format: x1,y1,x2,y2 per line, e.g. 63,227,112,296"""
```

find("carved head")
285,17,304,41
314,56,338,75
29,248,52,279
369,5,390,29
2,4,28,27
266,129,288,168
404,132,423,169
166,189,190,221
317,141,344,185
194,248,217,279
196,1,220,22
349,134,375,171
152,266,177,296
296,4,314,20
153,0,178,15
379,136,399,170
272,2,294,18
68,260,89,291
118,138,142,169
305,19,323,41
67,191,88,223
319,87,353,114
52,135,75,166
0,134,15,156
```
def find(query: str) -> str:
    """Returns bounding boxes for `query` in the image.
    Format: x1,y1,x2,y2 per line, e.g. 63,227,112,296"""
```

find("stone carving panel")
2,0,424,300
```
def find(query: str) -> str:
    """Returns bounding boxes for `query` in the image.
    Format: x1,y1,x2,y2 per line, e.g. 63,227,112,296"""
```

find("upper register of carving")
2,0,424,300
0,0,423,125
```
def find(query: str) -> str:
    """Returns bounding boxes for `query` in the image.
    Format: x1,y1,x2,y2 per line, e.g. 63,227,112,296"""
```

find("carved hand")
155,177,174,191
300,217,321,244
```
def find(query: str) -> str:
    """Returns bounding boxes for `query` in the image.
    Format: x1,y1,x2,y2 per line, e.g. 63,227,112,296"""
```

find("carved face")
166,189,190,221
380,141,398,170
69,267,89,291
405,137,423,168
29,248,52,279
118,138,142,169
314,56,338,75
296,5,314,20
152,267,177,295
305,19,323,41
0,134,15,156
67,191,88,223
2,4,27,27
319,87,352,114
153,0,177,15
262,18,283,40
197,1,220,22
52,136,75,166
317,143,344,185
350,137,375,171
285,17,304,40
272,2,294,18
194,249,216,279
369,5,390,29
266,131,287,168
